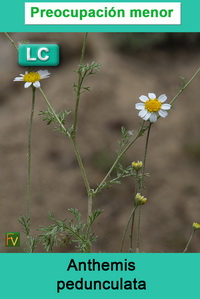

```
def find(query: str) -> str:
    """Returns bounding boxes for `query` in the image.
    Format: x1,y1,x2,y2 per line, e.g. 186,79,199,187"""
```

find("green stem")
95,122,145,195
39,87,91,215
39,87,69,137
71,33,92,218
136,123,152,253
136,207,141,253
141,124,152,187
4,32,18,52
170,68,200,106
129,206,137,252
135,172,139,193
26,87,36,223
71,138,91,200
129,172,139,252
120,205,137,252
183,230,195,253
73,32,88,136
72,136,92,218
39,86,92,219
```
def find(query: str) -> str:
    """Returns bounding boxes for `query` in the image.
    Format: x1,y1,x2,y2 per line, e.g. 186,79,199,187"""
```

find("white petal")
139,95,148,102
158,109,168,118
148,93,156,100
37,70,44,75
158,94,167,103
20,74,25,76
161,104,171,110
24,82,32,88
135,103,145,110
38,70,50,78
149,113,157,123
143,112,151,121
13,77,24,81
139,109,148,118
33,81,41,88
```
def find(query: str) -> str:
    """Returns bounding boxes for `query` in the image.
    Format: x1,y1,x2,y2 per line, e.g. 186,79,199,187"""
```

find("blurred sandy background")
0,32,200,253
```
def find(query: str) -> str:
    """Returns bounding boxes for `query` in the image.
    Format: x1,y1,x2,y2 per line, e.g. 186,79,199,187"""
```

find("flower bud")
134,193,147,206
193,222,200,231
132,161,143,171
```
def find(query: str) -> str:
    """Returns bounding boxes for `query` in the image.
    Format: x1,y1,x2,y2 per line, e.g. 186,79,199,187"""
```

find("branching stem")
95,122,145,195
39,87,69,137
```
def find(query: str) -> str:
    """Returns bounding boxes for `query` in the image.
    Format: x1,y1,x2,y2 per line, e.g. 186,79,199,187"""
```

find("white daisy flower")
135,93,171,123
13,70,50,88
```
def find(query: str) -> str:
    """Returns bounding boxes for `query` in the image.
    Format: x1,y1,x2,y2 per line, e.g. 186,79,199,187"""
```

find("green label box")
18,44,60,66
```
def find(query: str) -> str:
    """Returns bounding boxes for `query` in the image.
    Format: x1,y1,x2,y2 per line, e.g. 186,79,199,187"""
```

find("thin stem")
26,87,36,222
73,139,92,218
141,123,152,189
73,32,88,136
39,87,69,137
70,32,92,218
136,123,152,252
4,32,18,52
95,122,145,195
129,206,136,252
170,68,200,106
136,207,142,253
129,172,139,252
71,138,91,198
120,205,137,252
183,230,195,253
39,86,92,218
135,172,139,193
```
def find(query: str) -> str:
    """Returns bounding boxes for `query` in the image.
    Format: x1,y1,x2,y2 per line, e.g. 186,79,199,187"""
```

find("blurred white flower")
14,70,50,88
135,93,171,123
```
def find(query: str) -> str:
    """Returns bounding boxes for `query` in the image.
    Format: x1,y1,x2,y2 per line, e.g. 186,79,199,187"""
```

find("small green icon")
18,44,60,66
5,232,20,247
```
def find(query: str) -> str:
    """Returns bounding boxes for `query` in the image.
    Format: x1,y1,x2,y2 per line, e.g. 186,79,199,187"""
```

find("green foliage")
39,108,71,133
117,126,134,154
96,161,150,194
78,61,100,76
18,216,38,253
72,61,100,94
18,216,31,236
38,209,103,252
136,172,150,191
107,163,135,186
24,236,38,253
96,164,134,193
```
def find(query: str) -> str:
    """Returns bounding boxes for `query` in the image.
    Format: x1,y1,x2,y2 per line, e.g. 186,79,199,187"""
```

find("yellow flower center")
23,72,41,83
145,99,162,113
